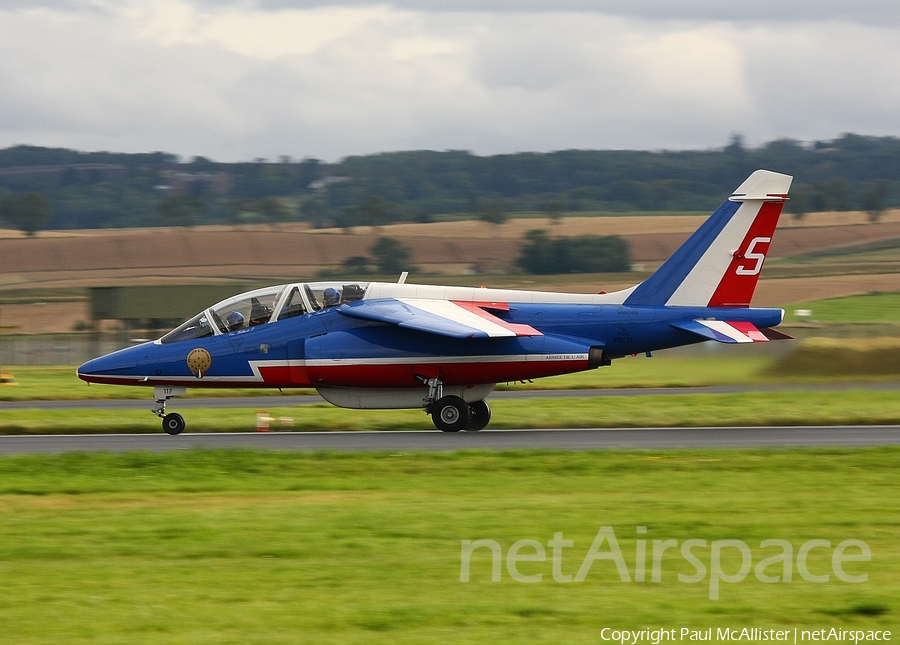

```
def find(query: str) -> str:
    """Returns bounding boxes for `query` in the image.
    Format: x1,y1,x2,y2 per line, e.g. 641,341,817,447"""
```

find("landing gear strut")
153,386,187,435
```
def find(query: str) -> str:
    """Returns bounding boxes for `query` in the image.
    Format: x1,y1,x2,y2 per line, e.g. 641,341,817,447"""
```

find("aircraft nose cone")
76,356,104,381
77,355,117,383
76,344,145,384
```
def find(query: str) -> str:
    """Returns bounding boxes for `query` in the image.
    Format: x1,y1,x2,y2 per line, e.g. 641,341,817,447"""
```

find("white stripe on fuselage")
295,353,589,367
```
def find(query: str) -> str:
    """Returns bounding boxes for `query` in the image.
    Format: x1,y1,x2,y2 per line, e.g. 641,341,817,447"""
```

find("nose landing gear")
153,386,187,435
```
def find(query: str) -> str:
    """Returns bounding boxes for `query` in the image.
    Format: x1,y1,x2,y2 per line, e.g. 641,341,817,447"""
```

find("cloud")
737,22,900,139
191,0,900,27
0,1,899,160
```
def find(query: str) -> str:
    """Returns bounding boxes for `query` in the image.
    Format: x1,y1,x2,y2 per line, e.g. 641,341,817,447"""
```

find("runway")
1,425,898,455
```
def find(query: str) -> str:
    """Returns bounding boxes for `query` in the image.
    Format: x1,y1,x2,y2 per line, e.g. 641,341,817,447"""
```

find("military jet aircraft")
78,169,792,434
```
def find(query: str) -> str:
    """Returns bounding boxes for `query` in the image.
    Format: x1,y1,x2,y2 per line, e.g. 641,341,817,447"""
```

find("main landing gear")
423,378,492,432
152,386,187,435
466,399,491,432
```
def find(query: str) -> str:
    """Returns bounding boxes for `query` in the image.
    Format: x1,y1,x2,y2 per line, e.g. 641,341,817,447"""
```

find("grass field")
782,292,900,323
0,448,895,644
766,338,900,378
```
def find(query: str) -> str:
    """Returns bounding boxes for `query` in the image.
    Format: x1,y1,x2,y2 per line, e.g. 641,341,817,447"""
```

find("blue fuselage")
77,302,783,390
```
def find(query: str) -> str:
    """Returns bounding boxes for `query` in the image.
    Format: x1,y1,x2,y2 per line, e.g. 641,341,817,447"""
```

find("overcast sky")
1,0,899,162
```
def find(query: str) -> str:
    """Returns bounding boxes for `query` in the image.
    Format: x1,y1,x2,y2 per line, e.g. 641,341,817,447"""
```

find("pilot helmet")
226,311,245,329
323,287,340,306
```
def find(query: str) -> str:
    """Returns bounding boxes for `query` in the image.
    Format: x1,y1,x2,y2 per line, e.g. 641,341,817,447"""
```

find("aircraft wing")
339,299,542,339
671,320,791,344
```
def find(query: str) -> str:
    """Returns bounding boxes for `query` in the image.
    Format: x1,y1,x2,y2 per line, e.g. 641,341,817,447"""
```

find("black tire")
465,400,491,431
162,412,186,435
431,396,469,432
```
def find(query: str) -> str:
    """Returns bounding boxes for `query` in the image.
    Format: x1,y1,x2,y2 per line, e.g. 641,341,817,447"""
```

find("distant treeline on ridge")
0,134,897,231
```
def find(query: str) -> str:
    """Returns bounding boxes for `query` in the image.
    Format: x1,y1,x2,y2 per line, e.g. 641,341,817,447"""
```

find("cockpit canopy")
159,282,369,344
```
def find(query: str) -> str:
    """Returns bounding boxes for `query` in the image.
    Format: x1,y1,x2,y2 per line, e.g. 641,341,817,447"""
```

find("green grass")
783,292,900,323
767,338,900,377
2,389,899,434
0,448,896,643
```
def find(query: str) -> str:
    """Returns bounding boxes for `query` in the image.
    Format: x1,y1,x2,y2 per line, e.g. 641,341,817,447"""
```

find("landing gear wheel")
432,396,469,432
162,413,185,435
465,400,491,431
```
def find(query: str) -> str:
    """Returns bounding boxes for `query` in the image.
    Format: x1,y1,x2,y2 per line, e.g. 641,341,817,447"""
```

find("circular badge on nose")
187,348,212,378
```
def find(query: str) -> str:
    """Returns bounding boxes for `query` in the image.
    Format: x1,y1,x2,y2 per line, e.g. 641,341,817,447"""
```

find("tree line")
0,134,898,233
324,233,630,278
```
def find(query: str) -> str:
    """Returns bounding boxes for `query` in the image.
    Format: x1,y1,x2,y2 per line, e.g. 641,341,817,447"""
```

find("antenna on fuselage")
398,271,408,284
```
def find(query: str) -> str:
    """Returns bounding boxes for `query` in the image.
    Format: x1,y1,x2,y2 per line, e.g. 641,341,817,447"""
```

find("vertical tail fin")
623,169,792,308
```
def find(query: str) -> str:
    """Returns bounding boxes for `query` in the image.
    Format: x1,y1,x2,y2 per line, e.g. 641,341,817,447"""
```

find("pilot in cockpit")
226,311,245,332
323,287,341,307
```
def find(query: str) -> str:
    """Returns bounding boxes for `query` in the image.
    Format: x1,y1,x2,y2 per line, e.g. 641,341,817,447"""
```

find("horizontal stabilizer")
671,320,782,344
339,299,542,339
